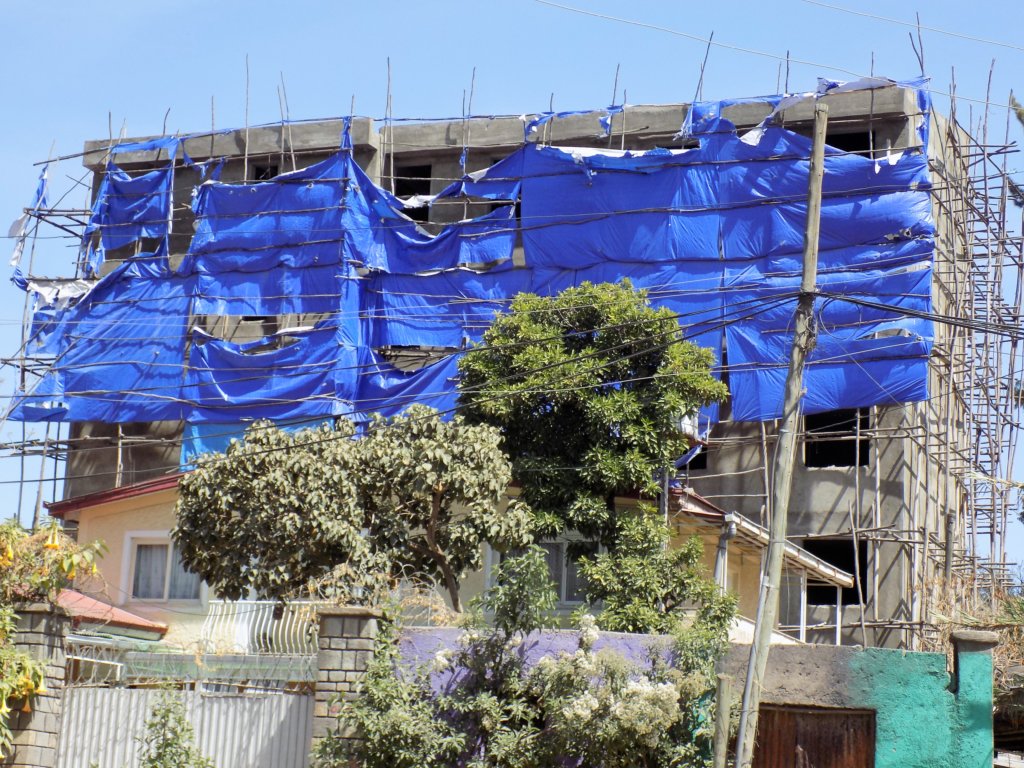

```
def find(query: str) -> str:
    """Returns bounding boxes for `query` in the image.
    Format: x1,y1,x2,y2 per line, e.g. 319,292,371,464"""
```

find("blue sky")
1,0,1022,557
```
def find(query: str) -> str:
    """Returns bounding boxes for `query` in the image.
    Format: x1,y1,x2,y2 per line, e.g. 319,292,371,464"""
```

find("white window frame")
120,530,205,606
486,533,602,612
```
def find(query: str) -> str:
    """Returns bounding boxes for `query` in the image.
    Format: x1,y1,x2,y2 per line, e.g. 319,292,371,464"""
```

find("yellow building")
49,475,852,655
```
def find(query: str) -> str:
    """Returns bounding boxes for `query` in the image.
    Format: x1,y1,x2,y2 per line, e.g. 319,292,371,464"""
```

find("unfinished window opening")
393,164,433,223
802,537,867,606
824,130,873,157
803,409,869,468
250,163,279,182
377,345,455,373
685,444,710,472
240,335,302,355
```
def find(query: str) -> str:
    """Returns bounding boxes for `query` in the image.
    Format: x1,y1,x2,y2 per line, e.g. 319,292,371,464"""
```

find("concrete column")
951,629,998,768
2,604,69,768
312,606,384,749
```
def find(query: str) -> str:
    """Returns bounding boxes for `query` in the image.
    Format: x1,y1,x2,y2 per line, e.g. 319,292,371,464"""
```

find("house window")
540,540,599,604
131,541,200,601
802,537,867,606
803,409,869,468
498,538,599,606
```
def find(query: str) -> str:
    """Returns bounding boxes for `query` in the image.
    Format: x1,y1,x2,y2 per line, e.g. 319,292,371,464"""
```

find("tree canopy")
458,280,727,540
579,508,736,639
173,406,532,610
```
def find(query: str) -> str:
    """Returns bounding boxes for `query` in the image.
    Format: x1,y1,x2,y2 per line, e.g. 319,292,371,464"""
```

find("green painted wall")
849,647,993,768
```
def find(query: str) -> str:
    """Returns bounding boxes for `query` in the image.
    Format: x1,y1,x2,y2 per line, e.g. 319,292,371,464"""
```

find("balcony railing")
200,600,321,656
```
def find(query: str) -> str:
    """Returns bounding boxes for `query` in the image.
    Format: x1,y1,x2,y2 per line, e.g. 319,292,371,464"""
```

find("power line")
800,1,1024,55
531,0,1022,113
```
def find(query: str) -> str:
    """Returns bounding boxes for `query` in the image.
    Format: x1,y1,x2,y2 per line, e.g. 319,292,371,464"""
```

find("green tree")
174,406,532,611
458,280,727,542
578,508,736,642
137,692,214,768
317,547,729,768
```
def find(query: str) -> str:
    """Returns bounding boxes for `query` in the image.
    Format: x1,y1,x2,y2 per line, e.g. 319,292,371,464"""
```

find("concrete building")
19,81,1020,650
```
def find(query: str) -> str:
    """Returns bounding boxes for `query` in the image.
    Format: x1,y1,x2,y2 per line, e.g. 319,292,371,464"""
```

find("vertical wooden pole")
32,423,50,531
243,55,251,182
713,673,733,768
798,570,807,643
735,102,829,768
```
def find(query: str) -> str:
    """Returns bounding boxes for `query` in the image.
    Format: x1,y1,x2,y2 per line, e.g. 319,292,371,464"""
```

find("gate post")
312,606,384,752
2,604,69,768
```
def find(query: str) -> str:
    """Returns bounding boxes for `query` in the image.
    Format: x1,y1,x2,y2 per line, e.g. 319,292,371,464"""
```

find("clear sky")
0,0,1022,557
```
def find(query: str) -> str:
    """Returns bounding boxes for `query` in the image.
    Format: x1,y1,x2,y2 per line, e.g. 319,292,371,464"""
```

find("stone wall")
312,606,382,750
2,605,68,768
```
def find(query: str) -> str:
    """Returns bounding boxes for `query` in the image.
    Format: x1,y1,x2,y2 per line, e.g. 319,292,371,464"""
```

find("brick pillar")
2,604,69,768
312,606,384,749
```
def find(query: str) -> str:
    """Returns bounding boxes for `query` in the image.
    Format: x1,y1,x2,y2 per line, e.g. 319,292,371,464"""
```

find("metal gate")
754,705,876,768
56,687,314,768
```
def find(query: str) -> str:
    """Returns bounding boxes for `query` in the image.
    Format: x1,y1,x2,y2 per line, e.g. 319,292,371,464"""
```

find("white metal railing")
200,600,322,656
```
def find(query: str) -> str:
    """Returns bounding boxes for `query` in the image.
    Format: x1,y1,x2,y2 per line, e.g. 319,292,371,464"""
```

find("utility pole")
734,102,829,768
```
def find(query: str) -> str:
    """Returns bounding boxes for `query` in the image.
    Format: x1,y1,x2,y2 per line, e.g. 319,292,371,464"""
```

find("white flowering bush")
314,545,733,768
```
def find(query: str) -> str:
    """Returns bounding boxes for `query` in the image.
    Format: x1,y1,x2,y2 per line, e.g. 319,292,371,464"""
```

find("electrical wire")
799,1,1024,55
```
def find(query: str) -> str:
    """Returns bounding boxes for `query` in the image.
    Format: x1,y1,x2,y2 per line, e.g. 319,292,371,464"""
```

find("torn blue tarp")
343,157,518,274
11,260,193,422
180,416,335,467
85,165,173,255
519,144,720,268
363,266,534,348
192,261,357,319
9,163,49,271
435,150,524,202
356,348,461,418
523,105,624,140
185,319,357,423
184,152,348,273
725,265,932,420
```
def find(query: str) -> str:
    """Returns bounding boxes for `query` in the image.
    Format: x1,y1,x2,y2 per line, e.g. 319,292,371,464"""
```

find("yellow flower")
43,528,60,551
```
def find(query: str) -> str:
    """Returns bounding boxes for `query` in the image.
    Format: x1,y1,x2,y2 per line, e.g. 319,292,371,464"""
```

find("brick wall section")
312,606,384,748
1,605,68,768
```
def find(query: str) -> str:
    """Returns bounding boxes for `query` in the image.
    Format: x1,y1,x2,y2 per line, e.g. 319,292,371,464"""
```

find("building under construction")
5,77,1021,649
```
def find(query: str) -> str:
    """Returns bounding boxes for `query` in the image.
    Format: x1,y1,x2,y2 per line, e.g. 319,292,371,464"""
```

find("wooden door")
753,705,875,768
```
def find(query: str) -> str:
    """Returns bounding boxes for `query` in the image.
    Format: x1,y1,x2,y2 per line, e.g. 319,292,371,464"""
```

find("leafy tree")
316,547,729,768
458,280,727,542
137,692,214,768
175,419,369,603
174,406,532,611
578,508,736,643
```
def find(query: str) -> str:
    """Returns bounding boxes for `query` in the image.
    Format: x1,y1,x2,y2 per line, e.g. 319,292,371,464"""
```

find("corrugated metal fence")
56,686,313,768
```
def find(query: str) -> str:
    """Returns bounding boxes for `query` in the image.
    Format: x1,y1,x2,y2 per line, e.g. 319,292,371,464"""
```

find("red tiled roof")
56,589,167,636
